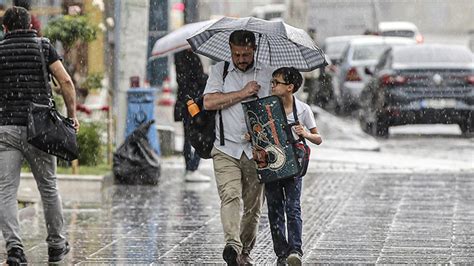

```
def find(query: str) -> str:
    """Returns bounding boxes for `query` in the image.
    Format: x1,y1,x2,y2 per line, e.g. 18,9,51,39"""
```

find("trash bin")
126,88,161,155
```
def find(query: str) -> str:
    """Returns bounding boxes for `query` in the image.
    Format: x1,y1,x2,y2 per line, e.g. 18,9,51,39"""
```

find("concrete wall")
284,0,473,43
307,0,376,42
376,0,473,35
197,0,273,19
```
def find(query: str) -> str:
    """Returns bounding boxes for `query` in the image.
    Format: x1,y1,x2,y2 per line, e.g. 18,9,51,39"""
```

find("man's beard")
236,60,254,72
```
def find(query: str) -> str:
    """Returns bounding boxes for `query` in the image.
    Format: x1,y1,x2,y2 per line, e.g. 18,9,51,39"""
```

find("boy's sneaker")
6,247,27,266
222,244,238,266
48,241,71,263
287,252,302,266
276,256,287,266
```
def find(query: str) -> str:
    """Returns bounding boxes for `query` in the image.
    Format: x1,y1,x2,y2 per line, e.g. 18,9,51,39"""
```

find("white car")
251,4,285,21
323,35,365,65
332,36,416,113
378,21,423,43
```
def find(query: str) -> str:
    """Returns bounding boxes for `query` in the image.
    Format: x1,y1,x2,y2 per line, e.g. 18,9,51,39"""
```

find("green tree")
44,15,99,97
43,15,97,53
81,72,104,92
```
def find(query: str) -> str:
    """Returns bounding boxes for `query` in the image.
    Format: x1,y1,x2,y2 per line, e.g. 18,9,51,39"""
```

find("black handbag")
26,38,78,161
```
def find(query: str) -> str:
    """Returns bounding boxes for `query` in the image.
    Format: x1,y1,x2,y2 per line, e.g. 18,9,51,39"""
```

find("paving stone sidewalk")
1,165,473,264
1,105,473,264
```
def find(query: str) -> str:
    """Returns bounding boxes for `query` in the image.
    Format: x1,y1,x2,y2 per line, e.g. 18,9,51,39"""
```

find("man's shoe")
222,245,238,266
287,252,302,266
6,247,27,266
276,256,287,266
48,241,71,263
239,252,255,265
185,171,211,182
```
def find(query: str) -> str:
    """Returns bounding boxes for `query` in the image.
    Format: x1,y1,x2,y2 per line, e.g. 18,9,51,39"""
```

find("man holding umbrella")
188,16,326,265
202,30,275,265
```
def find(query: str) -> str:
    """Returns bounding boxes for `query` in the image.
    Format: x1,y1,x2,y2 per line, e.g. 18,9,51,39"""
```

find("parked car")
304,56,333,108
359,44,474,137
332,36,416,113
322,35,365,65
378,21,423,43
251,4,285,21
315,35,367,109
309,35,367,109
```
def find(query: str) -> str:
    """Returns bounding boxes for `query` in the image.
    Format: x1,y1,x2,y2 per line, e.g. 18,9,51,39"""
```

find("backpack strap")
218,61,230,146
223,61,230,80
292,96,306,144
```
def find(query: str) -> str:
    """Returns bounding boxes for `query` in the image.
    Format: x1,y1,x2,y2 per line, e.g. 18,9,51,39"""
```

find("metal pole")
253,33,262,81
107,90,114,165
371,0,379,31
184,0,199,23
147,0,168,87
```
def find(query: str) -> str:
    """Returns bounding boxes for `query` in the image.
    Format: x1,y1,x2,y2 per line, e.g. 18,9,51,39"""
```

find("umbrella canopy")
150,19,216,59
187,17,327,72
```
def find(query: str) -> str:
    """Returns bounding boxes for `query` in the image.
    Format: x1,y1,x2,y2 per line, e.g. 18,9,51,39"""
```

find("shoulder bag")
288,97,311,178
26,38,78,161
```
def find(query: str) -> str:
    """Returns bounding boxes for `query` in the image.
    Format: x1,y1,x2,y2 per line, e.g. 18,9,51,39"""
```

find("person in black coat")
0,6,77,265
173,49,211,182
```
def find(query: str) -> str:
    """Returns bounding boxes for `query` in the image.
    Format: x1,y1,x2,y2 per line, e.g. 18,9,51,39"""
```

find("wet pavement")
1,160,473,264
1,105,473,264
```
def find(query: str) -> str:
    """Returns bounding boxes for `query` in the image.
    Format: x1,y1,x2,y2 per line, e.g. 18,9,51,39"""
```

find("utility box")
126,88,161,155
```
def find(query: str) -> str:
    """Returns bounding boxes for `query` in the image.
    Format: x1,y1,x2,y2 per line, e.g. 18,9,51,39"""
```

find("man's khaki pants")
211,147,264,255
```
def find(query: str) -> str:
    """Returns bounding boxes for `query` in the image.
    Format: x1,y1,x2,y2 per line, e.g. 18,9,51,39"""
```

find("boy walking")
266,67,322,265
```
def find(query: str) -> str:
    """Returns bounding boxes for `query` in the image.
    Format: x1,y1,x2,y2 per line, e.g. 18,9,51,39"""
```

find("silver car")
323,35,365,65
333,36,416,113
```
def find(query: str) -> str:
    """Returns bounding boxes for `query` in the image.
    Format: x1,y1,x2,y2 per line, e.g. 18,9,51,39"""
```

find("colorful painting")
242,96,300,183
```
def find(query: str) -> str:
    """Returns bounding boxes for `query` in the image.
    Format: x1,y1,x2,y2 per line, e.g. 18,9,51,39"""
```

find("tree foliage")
43,15,98,50
82,72,104,91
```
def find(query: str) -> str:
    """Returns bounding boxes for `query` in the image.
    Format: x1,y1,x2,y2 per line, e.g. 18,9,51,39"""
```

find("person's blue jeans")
183,123,200,171
265,176,303,258
0,125,66,251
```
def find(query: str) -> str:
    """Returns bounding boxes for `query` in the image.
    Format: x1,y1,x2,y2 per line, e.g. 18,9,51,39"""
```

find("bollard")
157,77,175,106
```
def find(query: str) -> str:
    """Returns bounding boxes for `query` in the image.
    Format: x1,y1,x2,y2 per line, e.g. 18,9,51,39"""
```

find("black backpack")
289,98,311,178
184,62,230,159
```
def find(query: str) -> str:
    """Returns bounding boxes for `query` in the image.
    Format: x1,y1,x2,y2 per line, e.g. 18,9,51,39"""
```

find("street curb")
19,172,106,203
311,105,381,151
20,172,103,181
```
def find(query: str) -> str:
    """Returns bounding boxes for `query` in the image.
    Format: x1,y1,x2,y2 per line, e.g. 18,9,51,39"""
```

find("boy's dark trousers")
265,176,303,258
